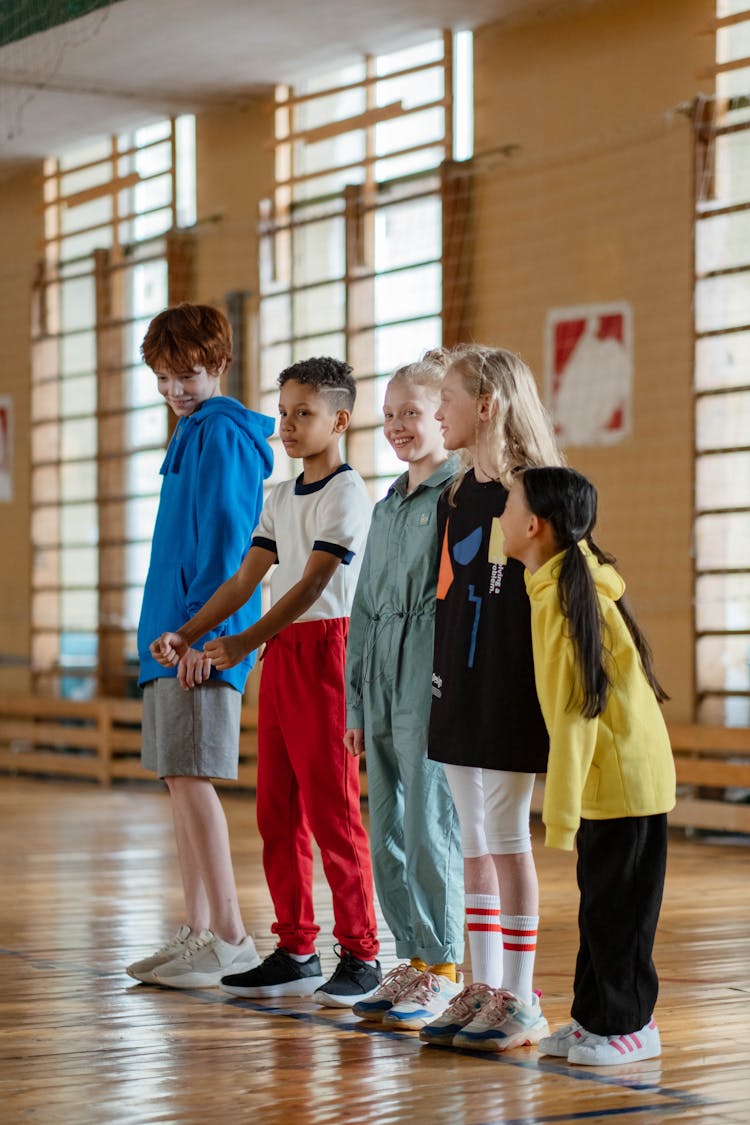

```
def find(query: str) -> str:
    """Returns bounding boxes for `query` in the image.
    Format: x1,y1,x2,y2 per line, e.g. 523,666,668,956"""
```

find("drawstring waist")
353,608,433,699
369,607,432,623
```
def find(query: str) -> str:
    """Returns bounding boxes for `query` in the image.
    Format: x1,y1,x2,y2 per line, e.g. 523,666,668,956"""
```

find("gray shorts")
141,678,242,780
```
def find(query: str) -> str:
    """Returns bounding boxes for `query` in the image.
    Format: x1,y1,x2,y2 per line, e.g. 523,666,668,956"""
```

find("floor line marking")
0,945,717,1116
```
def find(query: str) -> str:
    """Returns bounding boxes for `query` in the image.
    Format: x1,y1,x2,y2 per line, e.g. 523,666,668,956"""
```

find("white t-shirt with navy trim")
251,463,372,622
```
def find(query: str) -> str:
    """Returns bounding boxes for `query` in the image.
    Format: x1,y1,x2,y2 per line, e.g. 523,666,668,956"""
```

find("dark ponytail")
557,537,609,718
520,467,668,718
585,534,669,704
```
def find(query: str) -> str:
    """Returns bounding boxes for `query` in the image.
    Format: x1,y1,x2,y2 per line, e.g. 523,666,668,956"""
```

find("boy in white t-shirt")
150,357,380,1006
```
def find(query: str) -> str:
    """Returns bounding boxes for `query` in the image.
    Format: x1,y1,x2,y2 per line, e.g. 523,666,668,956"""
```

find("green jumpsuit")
345,458,465,964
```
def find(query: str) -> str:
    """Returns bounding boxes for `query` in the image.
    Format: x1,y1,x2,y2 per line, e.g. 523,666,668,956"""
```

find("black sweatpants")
571,813,668,1036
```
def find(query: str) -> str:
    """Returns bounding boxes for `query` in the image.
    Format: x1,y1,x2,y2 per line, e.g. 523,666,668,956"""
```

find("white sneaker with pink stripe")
538,1019,586,1057
566,1018,661,1065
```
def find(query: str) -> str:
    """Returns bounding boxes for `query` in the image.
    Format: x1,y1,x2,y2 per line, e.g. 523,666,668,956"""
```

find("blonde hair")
445,344,564,502
388,347,450,397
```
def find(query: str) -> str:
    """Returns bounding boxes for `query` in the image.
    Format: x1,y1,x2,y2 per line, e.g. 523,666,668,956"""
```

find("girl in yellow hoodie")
500,466,676,1066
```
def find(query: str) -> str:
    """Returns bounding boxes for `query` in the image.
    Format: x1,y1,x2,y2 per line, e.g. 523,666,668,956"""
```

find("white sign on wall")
545,302,633,447
0,396,11,502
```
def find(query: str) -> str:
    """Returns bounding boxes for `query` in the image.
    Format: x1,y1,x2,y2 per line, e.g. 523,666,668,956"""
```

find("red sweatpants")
256,617,379,961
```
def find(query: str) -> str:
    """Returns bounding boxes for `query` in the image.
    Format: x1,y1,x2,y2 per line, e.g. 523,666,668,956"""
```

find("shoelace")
330,953,369,981
147,925,190,959
330,945,378,978
153,937,184,958
401,970,446,1004
179,931,214,961
481,988,520,1022
442,982,495,1019
377,963,420,999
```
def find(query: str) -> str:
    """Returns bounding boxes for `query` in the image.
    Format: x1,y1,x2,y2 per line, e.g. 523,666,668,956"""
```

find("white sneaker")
152,929,262,989
126,924,192,984
454,990,549,1052
383,971,464,1030
352,963,425,1022
419,982,496,1046
567,1019,661,1065
538,1019,585,1057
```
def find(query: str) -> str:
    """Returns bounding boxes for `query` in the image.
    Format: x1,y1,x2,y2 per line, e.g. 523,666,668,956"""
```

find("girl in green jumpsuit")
344,352,465,1030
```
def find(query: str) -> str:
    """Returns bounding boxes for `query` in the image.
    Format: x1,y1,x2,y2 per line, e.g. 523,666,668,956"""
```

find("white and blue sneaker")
419,982,496,1047
453,989,549,1052
352,962,424,1022
383,970,464,1031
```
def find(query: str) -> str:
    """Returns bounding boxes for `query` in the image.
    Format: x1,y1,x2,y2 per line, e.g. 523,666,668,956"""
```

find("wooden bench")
667,722,750,835
0,699,747,834
0,695,261,790
103,698,263,790
0,696,113,784
524,724,750,838
0,695,368,796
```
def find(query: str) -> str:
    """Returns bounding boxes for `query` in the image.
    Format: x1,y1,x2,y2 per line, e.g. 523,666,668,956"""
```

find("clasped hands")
149,631,249,689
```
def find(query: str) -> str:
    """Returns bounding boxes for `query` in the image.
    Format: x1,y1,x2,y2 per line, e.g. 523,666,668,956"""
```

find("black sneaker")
220,946,325,998
314,947,382,1008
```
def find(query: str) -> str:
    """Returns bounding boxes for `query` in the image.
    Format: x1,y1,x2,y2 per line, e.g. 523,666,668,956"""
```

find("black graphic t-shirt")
428,471,549,773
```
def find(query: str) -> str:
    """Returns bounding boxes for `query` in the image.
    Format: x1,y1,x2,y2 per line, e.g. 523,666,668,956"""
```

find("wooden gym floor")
0,777,748,1125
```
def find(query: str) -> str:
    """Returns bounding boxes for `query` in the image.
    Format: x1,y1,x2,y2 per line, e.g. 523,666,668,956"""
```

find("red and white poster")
0,397,12,502
545,303,632,447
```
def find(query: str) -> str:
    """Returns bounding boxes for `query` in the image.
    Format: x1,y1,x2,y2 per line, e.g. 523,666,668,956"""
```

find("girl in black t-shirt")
421,345,564,1054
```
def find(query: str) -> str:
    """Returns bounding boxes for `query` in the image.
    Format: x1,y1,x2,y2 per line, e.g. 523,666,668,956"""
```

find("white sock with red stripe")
465,894,503,987
500,913,538,1004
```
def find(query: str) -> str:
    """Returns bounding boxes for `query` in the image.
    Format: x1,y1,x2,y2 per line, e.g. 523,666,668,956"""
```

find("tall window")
259,33,472,496
31,117,196,698
694,4,750,723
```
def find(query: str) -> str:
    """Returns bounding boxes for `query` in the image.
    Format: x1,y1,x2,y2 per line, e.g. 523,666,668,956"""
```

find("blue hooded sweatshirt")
137,396,274,692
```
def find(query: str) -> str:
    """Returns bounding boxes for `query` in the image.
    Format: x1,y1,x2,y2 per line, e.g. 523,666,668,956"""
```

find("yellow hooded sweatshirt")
525,546,676,851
